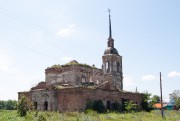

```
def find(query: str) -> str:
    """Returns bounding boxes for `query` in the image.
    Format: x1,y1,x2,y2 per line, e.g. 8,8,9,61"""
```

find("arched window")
113,78,116,86
44,101,48,111
82,77,85,83
106,61,110,72
117,62,120,72
90,76,92,82
96,79,99,85
34,102,37,110
114,61,117,71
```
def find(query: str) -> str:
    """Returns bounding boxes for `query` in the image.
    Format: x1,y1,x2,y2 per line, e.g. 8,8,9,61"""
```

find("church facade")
18,13,143,112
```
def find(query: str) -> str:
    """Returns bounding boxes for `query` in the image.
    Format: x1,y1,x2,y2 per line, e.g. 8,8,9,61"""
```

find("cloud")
56,24,75,37
124,76,134,86
142,74,156,81
61,56,72,62
167,71,180,78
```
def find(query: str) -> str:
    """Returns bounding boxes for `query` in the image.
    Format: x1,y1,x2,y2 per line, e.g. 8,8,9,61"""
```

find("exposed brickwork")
57,87,143,112
18,20,144,112
18,57,143,112
18,86,143,112
45,64,104,86
31,82,48,90
18,92,31,101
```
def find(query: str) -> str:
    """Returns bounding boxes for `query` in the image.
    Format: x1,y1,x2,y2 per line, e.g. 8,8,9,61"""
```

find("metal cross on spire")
108,8,111,15
108,8,112,38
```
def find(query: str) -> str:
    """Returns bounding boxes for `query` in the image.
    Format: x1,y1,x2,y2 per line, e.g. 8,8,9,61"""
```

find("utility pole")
160,72,164,118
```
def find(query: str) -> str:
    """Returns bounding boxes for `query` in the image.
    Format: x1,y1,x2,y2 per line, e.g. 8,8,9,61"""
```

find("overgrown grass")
0,110,180,121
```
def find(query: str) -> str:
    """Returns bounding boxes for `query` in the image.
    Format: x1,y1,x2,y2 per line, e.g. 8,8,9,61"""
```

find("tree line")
0,100,17,110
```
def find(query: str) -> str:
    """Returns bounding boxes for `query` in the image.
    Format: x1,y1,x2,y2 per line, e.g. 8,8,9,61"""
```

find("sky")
0,0,179,101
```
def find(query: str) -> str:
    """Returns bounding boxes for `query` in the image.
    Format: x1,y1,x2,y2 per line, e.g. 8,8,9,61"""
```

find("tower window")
82,77,86,83
114,61,117,71
117,62,120,72
90,76,92,82
106,61,110,72
113,78,116,86
96,79,100,85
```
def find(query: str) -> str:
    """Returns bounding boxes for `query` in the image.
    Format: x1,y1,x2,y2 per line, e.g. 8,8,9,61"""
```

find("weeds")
0,110,179,121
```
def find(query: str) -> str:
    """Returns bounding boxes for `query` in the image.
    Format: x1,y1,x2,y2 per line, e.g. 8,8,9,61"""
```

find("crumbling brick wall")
57,87,143,112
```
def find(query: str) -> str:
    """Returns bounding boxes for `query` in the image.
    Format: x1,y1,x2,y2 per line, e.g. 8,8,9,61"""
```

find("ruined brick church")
18,12,143,112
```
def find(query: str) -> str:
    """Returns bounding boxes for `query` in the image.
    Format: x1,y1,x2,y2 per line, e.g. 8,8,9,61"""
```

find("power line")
0,36,58,63
0,6,104,67
0,19,95,63
0,6,99,56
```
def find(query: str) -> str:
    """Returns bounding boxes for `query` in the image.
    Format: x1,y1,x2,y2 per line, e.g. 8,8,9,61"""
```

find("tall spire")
108,8,112,38
107,8,114,48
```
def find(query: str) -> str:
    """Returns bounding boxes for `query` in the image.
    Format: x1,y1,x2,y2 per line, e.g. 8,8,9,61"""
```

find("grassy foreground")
0,110,180,121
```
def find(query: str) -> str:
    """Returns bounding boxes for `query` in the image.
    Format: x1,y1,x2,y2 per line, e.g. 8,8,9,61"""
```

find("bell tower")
102,9,123,91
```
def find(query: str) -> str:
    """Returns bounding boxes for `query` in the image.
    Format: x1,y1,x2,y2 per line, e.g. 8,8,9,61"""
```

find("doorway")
44,101,48,111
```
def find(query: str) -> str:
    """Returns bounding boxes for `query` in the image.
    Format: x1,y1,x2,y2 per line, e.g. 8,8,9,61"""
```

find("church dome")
104,47,119,55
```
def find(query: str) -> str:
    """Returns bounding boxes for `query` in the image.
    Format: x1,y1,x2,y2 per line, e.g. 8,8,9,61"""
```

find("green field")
0,110,180,121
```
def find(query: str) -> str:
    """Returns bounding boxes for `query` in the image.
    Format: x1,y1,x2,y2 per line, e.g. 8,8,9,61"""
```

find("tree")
5,100,17,110
150,95,160,108
141,92,153,112
0,100,5,110
170,90,180,109
0,100,17,110
151,95,160,103
17,96,32,117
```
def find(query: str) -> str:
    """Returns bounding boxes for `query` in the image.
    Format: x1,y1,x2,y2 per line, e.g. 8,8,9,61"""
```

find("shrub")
125,101,138,112
141,92,153,112
51,64,61,68
85,99,106,113
93,100,106,113
85,100,94,110
17,96,32,117
111,101,121,112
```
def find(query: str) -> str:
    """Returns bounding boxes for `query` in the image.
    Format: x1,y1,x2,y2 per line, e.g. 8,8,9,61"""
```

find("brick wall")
57,87,143,112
